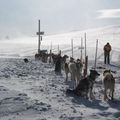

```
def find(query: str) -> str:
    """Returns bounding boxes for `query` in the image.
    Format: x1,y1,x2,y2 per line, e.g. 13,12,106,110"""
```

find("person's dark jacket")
104,43,111,54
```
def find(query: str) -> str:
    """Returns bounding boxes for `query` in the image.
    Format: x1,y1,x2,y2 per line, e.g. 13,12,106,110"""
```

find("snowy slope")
0,57,120,120
0,26,120,120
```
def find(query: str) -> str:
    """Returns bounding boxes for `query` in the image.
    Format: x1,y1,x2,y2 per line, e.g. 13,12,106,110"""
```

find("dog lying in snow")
24,58,29,63
103,69,115,101
66,69,100,99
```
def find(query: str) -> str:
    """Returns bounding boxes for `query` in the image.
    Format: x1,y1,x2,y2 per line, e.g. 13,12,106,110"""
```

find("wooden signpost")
36,20,44,54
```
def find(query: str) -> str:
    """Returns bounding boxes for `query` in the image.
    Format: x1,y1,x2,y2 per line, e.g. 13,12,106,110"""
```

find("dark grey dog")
66,69,100,99
24,58,29,63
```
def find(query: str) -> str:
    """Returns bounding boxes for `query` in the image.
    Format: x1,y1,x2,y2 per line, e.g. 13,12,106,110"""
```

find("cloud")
97,9,120,19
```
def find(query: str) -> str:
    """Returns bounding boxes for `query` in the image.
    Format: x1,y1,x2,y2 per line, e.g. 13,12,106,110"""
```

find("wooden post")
50,41,52,51
84,32,87,58
49,41,52,63
83,56,88,78
83,33,88,78
59,50,61,55
94,39,98,69
36,19,44,54
49,50,52,63
58,44,59,54
38,20,40,53
71,39,73,58
81,37,83,61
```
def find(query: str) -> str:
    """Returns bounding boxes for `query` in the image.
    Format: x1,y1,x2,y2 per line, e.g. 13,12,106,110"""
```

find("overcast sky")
0,0,120,38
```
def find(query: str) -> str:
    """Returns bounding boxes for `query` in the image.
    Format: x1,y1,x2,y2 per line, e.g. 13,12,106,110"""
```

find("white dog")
103,70,115,101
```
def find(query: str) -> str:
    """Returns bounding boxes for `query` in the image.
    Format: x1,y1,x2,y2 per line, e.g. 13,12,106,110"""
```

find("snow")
0,26,120,120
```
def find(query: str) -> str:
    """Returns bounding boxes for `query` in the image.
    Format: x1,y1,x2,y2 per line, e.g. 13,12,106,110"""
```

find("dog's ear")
97,72,100,76
90,69,95,74
94,70,100,76
90,69,93,72
90,69,100,76
103,69,111,76
90,69,96,72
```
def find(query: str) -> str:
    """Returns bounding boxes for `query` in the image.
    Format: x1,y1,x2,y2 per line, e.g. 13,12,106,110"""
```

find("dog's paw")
90,93,95,100
103,96,109,101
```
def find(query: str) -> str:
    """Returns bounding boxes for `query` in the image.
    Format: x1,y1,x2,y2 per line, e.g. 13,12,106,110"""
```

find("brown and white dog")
64,59,83,88
66,69,100,100
103,70,115,101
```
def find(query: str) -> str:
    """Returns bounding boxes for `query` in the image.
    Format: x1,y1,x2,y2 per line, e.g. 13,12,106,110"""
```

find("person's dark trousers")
107,52,110,64
104,52,107,64
104,52,110,64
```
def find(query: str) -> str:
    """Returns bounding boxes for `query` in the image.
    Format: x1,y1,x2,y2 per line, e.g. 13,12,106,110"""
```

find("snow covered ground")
0,26,120,120
0,58,120,120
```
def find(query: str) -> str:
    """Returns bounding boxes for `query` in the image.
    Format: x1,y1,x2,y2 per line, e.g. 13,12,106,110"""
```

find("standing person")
103,42,112,64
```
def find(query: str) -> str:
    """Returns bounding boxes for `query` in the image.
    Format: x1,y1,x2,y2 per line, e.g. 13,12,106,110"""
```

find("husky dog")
103,70,115,101
64,59,83,88
66,69,100,99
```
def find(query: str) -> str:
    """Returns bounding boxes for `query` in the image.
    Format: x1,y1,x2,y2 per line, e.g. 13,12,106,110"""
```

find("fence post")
84,33,87,58
81,37,83,61
94,39,98,69
83,56,88,78
71,39,74,58
83,33,88,78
